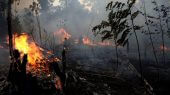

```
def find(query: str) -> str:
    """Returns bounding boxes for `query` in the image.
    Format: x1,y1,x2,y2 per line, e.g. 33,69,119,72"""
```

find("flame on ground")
82,36,95,46
160,45,169,51
0,45,3,49
13,33,44,65
53,28,113,47
98,41,112,46
82,36,113,46
54,76,62,91
54,28,71,44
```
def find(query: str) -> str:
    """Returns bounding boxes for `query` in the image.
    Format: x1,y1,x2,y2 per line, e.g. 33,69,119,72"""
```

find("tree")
128,0,143,81
30,0,42,45
142,0,159,81
7,0,13,58
152,0,166,65
92,0,142,78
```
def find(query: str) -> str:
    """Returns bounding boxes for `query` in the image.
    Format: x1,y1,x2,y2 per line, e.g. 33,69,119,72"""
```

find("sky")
2,0,170,46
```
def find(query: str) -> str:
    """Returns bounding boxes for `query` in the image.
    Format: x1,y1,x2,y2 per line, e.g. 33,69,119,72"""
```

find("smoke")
0,0,170,64
35,0,112,39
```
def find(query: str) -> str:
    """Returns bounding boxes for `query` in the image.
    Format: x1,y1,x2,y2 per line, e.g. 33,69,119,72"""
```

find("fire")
0,45,3,49
98,41,112,46
160,45,169,51
13,33,44,65
54,28,71,44
54,76,62,91
82,36,113,46
82,36,95,46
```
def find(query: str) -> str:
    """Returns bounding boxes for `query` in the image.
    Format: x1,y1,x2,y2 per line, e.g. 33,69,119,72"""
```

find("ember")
54,76,62,91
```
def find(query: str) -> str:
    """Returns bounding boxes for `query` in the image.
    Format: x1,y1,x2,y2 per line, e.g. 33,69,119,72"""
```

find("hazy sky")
11,0,170,45
6,0,170,44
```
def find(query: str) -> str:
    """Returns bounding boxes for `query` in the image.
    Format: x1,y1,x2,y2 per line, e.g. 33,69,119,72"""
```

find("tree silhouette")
7,0,13,58
30,0,42,45
92,0,142,77
142,0,159,81
152,0,166,65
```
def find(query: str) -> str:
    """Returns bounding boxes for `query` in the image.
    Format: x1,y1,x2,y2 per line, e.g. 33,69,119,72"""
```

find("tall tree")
142,0,159,80
7,0,13,57
30,0,42,45
92,0,142,76
128,0,143,81
152,0,166,65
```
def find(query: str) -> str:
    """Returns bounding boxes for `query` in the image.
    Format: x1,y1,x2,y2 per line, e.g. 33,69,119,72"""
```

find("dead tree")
51,48,67,92
8,49,28,94
62,48,66,74
7,0,14,82
7,0,13,57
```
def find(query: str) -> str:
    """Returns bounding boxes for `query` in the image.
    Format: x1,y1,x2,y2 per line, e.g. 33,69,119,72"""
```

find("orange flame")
82,36,96,46
54,28,71,44
0,45,3,49
13,33,44,65
160,45,169,51
54,76,62,91
82,36,113,46
98,41,112,46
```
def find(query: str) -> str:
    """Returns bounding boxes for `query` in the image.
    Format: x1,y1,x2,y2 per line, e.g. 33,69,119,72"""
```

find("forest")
0,0,170,95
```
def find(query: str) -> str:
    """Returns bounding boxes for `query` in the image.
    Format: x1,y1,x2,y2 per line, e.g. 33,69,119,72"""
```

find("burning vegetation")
54,28,72,44
13,33,44,65
53,28,113,47
1,0,170,95
82,36,113,46
8,33,61,78
0,45,3,49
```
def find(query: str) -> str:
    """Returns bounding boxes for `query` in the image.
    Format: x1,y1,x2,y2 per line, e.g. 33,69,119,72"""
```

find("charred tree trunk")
35,15,42,45
166,19,169,30
143,0,159,81
130,10,143,81
127,40,129,54
153,0,166,65
7,0,13,57
114,40,119,70
62,48,66,75
32,0,42,45
8,49,28,94
7,0,13,81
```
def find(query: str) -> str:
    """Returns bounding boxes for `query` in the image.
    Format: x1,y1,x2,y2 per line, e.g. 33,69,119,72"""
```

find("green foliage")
92,0,139,46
